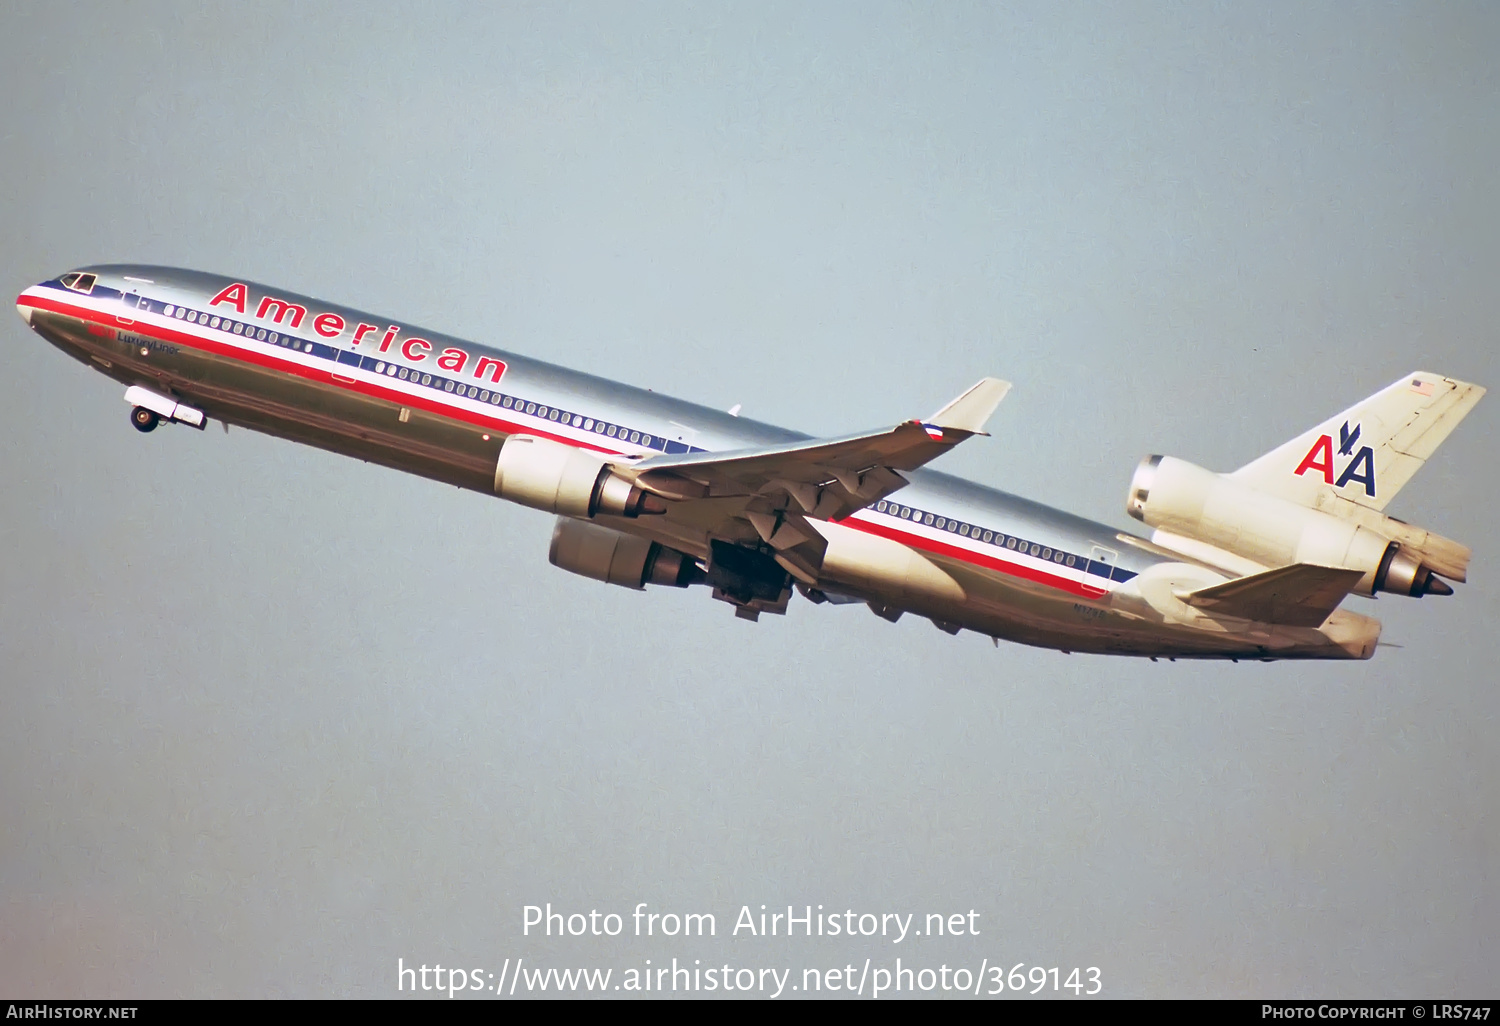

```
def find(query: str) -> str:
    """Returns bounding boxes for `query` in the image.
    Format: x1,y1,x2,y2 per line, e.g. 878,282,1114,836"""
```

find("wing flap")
1182,563,1366,628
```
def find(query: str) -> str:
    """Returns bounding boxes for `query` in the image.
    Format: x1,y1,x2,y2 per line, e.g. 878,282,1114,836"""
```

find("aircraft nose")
16,292,34,326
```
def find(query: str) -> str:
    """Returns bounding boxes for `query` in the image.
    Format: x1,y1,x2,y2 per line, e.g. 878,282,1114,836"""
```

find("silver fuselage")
15,266,1379,660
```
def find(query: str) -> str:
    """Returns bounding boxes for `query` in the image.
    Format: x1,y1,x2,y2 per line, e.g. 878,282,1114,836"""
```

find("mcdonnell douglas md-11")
15,267,1487,660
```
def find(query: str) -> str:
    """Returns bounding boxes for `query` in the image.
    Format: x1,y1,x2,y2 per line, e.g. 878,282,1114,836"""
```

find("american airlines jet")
15,267,1485,660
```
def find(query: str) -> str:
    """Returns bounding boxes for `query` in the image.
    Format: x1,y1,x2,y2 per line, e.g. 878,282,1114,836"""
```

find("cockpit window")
60,273,79,288
61,272,97,294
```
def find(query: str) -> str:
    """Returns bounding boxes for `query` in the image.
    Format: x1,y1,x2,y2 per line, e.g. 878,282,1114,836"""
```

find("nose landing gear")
131,406,161,433
122,385,206,432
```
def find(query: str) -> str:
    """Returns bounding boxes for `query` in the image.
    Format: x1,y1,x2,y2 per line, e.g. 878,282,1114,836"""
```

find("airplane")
14,266,1486,661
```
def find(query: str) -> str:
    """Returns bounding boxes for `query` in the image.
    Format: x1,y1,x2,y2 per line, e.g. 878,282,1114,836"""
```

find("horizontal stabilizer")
1182,563,1366,628
926,377,1011,434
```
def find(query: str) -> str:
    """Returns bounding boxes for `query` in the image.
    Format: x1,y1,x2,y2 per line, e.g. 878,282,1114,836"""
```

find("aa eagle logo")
1293,420,1376,497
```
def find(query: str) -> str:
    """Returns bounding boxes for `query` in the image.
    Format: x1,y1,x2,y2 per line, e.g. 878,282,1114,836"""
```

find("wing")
617,378,1010,583
629,377,1009,518
1182,563,1366,628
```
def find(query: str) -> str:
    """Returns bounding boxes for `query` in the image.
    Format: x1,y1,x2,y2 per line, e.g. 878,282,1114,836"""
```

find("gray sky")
1,1,1495,998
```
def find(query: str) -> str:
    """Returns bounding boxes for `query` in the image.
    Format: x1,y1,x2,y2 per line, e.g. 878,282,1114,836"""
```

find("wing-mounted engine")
1127,455,1461,598
547,519,790,621
549,519,703,590
495,435,667,518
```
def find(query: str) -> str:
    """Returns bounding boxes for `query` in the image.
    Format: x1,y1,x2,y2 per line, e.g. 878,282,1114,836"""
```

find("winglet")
927,377,1011,435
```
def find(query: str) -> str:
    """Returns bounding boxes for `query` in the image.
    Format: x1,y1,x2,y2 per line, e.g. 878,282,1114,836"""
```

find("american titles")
207,282,506,384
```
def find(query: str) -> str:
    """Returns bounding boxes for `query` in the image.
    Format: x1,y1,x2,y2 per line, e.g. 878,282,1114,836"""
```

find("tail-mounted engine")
1127,455,1458,597
495,435,667,518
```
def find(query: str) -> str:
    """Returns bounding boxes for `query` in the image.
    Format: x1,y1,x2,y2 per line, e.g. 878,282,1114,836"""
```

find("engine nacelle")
548,518,703,590
1127,455,1451,597
494,435,665,518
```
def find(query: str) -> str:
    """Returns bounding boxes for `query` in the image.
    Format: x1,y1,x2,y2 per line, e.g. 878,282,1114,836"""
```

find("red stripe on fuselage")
850,515,1110,600
20,289,1118,601
18,291,615,456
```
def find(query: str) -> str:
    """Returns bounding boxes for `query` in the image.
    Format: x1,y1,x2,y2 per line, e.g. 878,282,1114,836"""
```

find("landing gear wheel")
131,406,160,433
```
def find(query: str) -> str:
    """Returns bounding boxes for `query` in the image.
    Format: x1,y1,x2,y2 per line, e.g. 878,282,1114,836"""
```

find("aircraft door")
1088,543,1118,582
117,290,146,326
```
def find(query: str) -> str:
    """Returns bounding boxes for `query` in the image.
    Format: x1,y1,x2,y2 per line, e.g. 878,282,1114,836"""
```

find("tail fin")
1229,371,1484,512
